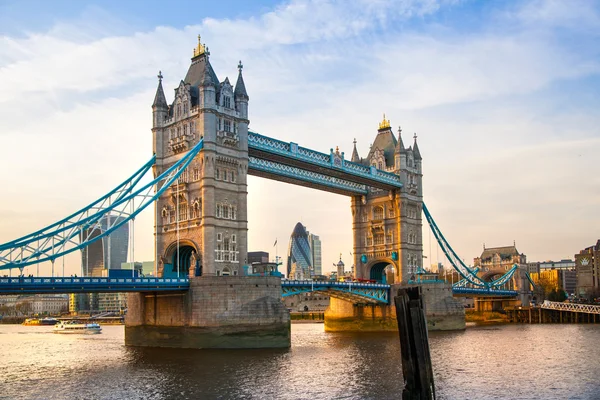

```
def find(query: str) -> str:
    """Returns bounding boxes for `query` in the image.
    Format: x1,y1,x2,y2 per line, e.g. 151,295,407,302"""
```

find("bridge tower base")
125,276,290,349
324,283,465,332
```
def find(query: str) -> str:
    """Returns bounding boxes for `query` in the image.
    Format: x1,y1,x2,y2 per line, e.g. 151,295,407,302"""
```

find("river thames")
1,323,600,399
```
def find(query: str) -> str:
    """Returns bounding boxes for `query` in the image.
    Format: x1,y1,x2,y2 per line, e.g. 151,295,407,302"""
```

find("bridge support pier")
324,283,465,332
125,276,290,349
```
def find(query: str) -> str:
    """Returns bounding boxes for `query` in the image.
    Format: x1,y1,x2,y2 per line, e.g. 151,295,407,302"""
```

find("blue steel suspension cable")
0,140,203,270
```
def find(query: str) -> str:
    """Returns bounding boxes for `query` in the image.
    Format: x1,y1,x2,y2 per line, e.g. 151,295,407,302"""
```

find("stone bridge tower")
350,116,423,284
151,37,249,278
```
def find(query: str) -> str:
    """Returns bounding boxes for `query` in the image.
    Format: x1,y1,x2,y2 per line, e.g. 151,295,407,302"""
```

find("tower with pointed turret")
151,36,250,278
350,115,423,284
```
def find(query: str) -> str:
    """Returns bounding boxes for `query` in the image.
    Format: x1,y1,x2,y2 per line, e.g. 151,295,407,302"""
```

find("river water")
1,323,599,400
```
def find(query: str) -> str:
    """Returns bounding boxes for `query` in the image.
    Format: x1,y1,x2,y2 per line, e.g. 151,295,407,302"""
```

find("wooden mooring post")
395,287,436,400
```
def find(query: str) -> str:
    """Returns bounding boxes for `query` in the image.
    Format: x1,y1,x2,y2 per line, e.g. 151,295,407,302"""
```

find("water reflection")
2,323,600,399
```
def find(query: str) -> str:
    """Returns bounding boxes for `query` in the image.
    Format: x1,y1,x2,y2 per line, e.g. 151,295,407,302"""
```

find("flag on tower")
273,239,278,247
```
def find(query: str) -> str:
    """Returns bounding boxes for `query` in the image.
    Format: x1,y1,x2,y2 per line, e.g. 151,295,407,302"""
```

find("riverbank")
465,310,509,324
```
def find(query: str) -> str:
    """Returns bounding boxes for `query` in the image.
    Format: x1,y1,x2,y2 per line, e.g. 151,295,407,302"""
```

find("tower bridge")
0,37,526,347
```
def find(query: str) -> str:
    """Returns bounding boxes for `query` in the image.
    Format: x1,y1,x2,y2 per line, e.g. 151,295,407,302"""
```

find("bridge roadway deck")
0,277,190,294
0,277,518,301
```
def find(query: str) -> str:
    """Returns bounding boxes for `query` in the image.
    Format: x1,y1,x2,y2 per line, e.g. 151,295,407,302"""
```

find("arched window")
378,161,383,170
222,267,231,276
222,205,229,219
373,206,384,220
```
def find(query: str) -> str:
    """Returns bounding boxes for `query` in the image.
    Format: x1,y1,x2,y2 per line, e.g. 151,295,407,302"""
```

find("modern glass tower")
308,233,322,276
80,214,129,277
286,222,313,279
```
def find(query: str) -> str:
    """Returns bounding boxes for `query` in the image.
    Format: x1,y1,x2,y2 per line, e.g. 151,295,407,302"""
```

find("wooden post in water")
395,287,436,400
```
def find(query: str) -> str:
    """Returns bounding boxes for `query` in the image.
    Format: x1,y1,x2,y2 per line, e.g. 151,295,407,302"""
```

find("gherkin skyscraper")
286,222,313,280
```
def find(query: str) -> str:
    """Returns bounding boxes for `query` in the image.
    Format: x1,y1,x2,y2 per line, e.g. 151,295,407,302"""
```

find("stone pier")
324,283,465,332
125,276,290,349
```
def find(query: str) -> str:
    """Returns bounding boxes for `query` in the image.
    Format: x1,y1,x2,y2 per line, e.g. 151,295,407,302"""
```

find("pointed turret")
234,60,249,100
413,133,422,160
152,71,168,108
395,126,406,154
351,138,360,163
234,60,249,119
152,71,168,129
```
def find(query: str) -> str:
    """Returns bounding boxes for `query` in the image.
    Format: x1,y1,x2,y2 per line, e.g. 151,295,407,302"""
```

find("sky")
0,0,599,276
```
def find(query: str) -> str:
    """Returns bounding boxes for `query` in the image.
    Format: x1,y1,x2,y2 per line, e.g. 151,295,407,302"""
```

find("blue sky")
1,0,599,275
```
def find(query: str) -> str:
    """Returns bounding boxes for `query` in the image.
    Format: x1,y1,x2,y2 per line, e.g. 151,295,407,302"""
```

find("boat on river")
53,321,102,334
23,317,60,326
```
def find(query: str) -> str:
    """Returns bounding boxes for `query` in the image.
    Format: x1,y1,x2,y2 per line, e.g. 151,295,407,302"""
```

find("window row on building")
217,117,237,133
215,234,238,262
216,203,237,220
215,168,236,183
169,121,195,139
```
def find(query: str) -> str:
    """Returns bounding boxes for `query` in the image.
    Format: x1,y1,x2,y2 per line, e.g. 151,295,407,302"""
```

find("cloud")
1,0,599,274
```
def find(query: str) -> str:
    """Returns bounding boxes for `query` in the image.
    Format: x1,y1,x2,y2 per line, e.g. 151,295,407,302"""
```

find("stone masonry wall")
125,276,290,349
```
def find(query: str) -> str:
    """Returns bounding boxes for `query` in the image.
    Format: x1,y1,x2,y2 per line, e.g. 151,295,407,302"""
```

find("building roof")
366,127,397,167
413,137,422,160
351,139,360,163
234,61,248,99
184,54,220,90
152,76,168,108
480,245,520,260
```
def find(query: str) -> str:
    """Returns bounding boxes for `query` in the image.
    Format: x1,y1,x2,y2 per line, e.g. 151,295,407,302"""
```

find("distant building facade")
81,214,129,277
308,233,322,276
287,223,313,279
17,295,68,315
575,240,600,298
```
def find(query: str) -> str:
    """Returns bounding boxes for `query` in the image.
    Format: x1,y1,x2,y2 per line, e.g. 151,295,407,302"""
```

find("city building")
540,259,576,270
474,244,527,274
247,251,281,276
308,233,322,276
97,293,128,312
575,240,600,298
81,214,129,277
286,222,313,279
17,295,68,315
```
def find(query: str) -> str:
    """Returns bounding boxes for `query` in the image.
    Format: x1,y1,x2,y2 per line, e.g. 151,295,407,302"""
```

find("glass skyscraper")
287,222,313,279
80,214,129,277
308,233,322,276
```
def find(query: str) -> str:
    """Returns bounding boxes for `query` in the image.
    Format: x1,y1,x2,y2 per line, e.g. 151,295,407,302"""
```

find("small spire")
379,113,391,130
193,34,206,58
152,71,167,108
412,132,422,160
234,59,249,99
351,138,360,163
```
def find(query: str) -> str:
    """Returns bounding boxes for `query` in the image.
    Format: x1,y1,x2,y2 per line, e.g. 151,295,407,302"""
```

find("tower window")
224,119,231,132
224,96,231,109
373,206,384,220
217,233,222,241
230,171,236,182
216,204,222,218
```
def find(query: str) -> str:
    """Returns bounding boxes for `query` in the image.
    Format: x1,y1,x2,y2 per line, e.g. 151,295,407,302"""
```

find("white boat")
53,321,102,334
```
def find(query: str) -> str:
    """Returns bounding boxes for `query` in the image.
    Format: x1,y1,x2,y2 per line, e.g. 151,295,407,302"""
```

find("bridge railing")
248,131,402,188
0,277,189,285
541,300,600,315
